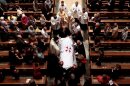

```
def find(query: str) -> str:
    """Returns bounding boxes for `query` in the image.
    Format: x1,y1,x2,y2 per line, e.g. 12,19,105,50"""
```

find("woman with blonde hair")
104,23,111,40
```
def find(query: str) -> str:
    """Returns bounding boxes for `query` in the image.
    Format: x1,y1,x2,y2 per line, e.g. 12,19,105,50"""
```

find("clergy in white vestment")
58,0,68,13
71,1,82,18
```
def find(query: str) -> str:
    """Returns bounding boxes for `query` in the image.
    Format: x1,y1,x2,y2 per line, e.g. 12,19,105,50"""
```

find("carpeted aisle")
49,0,90,86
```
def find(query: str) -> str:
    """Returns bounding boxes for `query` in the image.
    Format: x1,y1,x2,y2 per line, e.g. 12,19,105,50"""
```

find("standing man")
77,8,89,40
59,1,68,13
79,8,88,31
51,14,61,36
71,1,82,19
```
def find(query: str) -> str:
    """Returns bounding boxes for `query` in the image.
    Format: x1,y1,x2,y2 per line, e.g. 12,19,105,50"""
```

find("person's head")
15,49,19,53
96,13,100,17
77,40,81,45
82,8,86,13
10,15,14,20
67,11,72,17
29,25,33,29
105,23,110,27
0,17,4,20
70,73,75,80
46,0,50,2
53,14,57,19
75,1,78,7
124,26,128,31
102,74,109,81
17,34,22,38
61,1,64,6
59,8,64,13
40,14,44,18
114,23,118,27
11,47,14,51
115,64,121,70
63,27,71,37
94,13,97,18
95,22,100,28
16,5,20,10
29,15,34,20
22,14,26,18
28,79,37,86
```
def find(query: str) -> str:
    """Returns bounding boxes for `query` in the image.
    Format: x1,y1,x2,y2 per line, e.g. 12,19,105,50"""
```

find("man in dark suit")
119,0,125,10
107,0,115,11
128,1,130,11
89,0,102,11
93,22,101,38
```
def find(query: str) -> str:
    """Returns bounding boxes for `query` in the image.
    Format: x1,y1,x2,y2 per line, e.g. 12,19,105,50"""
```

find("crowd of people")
88,0,130,11
0,0,128,86
0,0,88,86
0,0,53,85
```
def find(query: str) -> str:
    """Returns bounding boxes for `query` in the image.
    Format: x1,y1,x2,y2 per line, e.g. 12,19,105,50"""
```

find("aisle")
52,0,90,85
57,0,90,85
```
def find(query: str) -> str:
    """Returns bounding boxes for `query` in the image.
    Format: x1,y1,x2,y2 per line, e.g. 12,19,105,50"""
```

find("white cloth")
71,4,82,18
58,36,77,70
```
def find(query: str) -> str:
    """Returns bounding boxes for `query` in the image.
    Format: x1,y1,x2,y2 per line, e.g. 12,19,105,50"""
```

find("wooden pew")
90,62,130,75
100,19,130,23
7,3,43,6
3,11,42,16
91,75,130,86
0,49,49,57
0,37,50,45
7,29,51,34
91,62,130,70
88,11,130,18
0,62,47,70
89,40,130,47
17,20,51,26
87,0,129,11
0,76,47,86
90,51,130,57
88,26,130,33
88,20,130,26
0,62,47,76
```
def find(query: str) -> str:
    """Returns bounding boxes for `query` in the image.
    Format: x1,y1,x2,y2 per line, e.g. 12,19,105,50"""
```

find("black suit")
94,26,101,38
108,0,115,11
128,1,130,11
119,0,125,10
